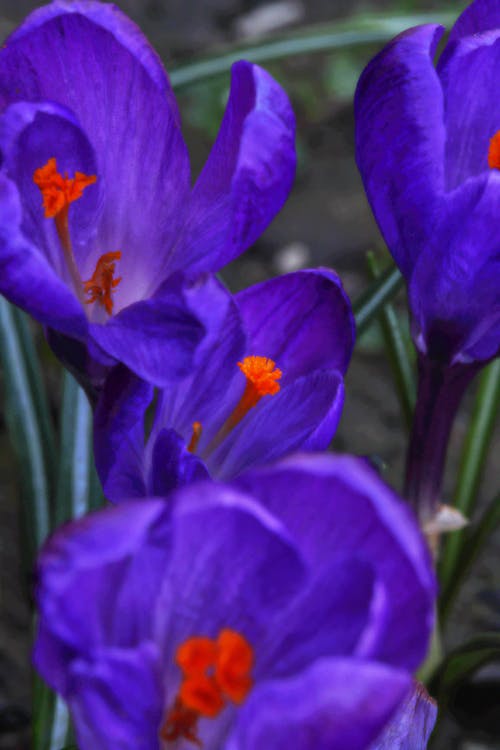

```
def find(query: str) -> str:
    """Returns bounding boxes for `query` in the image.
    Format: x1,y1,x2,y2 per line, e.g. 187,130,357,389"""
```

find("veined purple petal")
89,281,206,387
438,27,500,187
0,1,191,301
227,658,411,750
149,428,209,495
447,0,500,42
208,370,344,479
409,172,500,363
235,454,436,670
236,268,355,382
0,100,100,281
0,173,86,338
171,60,296,275
354,24,445,278
371,681,437,749
93,365,153,501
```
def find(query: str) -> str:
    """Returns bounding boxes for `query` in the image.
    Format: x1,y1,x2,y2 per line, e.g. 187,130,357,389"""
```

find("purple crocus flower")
0,1,295,394
355,0,500,520
372,682,437,749
34,454,436,750
93,269,355,499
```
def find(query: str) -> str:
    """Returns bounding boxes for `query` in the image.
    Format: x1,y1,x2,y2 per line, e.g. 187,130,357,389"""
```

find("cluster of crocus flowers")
0,0,296,395
34,456,436,750
354,0,500,522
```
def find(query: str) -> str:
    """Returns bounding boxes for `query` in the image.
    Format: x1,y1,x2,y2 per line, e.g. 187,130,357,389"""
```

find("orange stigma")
33,157,97,304
161,629,253,747
83,252,122,315
488,131,500,170
187,422,203,454
205,356,282,454
33,157,97,219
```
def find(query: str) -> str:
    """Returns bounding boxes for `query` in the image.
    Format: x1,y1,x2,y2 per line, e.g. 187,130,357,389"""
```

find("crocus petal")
410,173,500,363
89,281,206,387
209,370,344,479
371,681,437,749
0,1,190,299
227,658,412,750
151,274,246,443
93,365,153,501
235,268,355,383
0,173,86,338
68,645,163,750
354,24,445,277
0,100,100,277
235,454,436,670
447,0,500,43
149,428,209,495
171,60,296,275
438,26,500,187
34,499,171,695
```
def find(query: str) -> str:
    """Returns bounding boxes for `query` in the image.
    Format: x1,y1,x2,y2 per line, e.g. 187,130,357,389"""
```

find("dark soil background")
0,1,498,749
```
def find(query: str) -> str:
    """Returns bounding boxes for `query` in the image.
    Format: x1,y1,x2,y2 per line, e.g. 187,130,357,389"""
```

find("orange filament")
83,252,122,315
33,157,97,304
187,422,203,454
488,131,500,170
33,157,97,219
161,629,254,746
206,356,282,454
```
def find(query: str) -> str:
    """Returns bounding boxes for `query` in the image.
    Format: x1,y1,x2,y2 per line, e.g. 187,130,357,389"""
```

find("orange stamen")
206,356,282,454
488,131,500,170
187,422,203,454
83,251,122,315
162,630,254,746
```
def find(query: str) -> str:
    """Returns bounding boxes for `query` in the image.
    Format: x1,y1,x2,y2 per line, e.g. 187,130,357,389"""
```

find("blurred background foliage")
1,2,499,750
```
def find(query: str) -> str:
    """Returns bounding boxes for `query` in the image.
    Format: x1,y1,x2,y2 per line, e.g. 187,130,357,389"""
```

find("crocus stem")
404,354,478,523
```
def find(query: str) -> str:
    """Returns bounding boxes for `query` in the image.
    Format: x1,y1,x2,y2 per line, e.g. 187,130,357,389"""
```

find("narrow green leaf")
0,298,50,554
353,264,404,336
366,252,415,428
432,632,500,703
169,11,462,89
439,359,500,620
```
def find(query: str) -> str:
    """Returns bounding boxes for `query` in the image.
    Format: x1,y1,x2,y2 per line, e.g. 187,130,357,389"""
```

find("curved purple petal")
438,27,500,188
149,428,209,495
68,645,163,750
235,454,436,671
208,370,344,479
0,100,100,281
354,24,445,277
227,658,411,750
89,280,206,387
372,681,437,749
236,268,355,382
447,0,500,43
410,173,500,363
171,60,296,275
0,173,86,338
0,1,190,298
93,365,153,501
34,499,172,695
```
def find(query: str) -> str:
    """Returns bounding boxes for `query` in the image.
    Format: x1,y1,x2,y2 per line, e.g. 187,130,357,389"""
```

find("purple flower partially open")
34,454,436,750
93,269,355,499
355,0,500,520
0,1,296,391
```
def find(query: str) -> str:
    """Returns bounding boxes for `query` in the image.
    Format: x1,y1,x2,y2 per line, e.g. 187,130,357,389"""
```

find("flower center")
33,157,121,315
488,131,500,170
161,629,253,747
202,356,282,454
